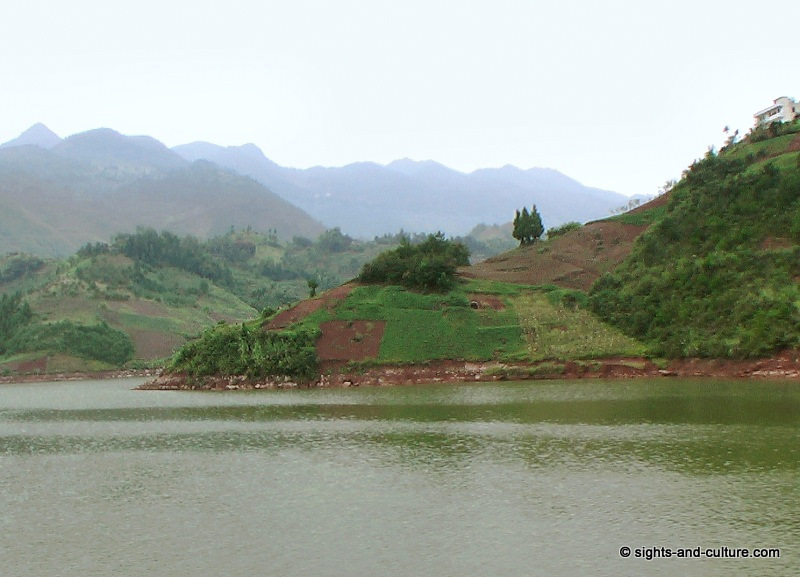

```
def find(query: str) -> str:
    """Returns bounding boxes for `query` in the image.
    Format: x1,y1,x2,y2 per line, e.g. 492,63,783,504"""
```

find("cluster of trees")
208,237,256,262
512,206,544,245
358,233,470,292
114,228,234,286
6,321,134,365
0,254,45,283
0,293,32,354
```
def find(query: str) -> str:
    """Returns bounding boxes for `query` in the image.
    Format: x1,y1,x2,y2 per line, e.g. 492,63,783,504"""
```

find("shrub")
358,233,470,292
170,323,320,381
546,222,581,239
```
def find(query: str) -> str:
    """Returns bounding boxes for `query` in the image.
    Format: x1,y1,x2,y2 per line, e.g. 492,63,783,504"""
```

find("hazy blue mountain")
54,128,188,172
174,142,630,237
0,123,62,149
0,128,324,257
173,141,311,202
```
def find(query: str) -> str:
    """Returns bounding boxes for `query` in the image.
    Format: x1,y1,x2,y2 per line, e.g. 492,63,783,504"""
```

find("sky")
1,0,797,197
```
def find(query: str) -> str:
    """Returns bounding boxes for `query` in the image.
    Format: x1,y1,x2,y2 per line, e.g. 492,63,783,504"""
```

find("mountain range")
0,126,324,256
1,124,634,256
173,142,634,237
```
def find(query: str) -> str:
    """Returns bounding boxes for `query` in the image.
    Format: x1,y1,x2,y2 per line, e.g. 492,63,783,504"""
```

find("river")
1,377,798,576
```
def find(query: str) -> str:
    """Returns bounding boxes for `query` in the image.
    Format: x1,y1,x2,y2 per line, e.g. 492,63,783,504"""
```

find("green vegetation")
6,321,133,365
0,225,515,374
512,206,544,245
167,273,654,382
0,293,33,354
328,284,525,363
0,254,45,283
546,221,581,239
358,233,470,292
590,125,800,358
114,228,234,287
463,223,517,260
514,290,646,360
12,120,800,377
170,322,319,381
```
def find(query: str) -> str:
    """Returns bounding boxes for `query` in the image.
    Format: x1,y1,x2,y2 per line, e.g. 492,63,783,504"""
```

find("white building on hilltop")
754,96,799,127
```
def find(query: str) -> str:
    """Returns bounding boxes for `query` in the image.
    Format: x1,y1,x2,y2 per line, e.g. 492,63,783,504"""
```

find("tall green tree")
512,205,544,245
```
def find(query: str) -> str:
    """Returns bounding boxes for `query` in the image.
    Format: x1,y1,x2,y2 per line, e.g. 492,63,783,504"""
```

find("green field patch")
29,295,104,324
45,354,117,373
112,310,179,333
511,291,647,360
319,284,526,363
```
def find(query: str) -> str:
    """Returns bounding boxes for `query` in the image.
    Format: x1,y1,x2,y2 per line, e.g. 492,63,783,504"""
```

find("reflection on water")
1,377,798,577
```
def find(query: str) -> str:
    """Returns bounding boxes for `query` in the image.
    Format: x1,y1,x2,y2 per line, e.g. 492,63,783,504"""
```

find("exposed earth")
463,192,671,290
461,220,647,290
265,284,354,329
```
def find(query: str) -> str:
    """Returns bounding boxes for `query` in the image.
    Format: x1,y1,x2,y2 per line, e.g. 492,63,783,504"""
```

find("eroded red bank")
138,352,800,390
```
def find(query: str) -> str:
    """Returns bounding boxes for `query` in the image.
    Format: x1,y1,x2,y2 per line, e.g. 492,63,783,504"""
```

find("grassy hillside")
0,227,511,376
589,121,800,357
168,237,646,384
169,278,646,382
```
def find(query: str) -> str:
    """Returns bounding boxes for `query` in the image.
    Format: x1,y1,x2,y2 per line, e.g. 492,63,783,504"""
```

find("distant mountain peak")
172,141,272,165
238,143,264,157
1,123,62,150
55,128,186,170
386,157,458,177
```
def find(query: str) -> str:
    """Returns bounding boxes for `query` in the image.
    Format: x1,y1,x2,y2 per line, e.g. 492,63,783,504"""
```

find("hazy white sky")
1,0,797,196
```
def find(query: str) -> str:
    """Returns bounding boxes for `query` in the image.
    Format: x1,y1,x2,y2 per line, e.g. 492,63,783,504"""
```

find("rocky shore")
137,352,800,391
6,352,800,390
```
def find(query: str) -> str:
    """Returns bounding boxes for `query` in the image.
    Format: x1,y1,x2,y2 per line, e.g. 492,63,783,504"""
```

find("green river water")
1,377,798,576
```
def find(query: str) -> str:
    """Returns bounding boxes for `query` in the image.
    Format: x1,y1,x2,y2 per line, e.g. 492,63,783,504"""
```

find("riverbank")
0,368,161,385
137,352,800,390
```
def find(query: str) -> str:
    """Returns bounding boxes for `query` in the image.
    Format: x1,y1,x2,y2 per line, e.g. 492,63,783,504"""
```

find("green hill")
154,118,800,386
163,236,646,385
1,227,509,376
590,121,800,357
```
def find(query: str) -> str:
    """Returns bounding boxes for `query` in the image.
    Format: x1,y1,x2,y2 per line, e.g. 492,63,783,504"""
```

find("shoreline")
0,368,161,385
5,352,800,389
137,353,800,391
